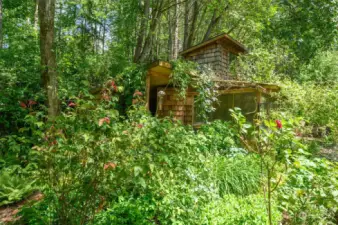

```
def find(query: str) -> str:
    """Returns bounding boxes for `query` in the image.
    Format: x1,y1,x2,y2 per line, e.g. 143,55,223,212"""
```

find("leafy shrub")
279,81,338,142
200,194,281,224
278,157,338,224
0,165,36,206
299,50,338,85
198,120,238,154
94,195,156,225
17,93,240,225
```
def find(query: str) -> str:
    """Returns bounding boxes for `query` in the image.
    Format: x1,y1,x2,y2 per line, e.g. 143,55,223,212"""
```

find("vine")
170,60,219,122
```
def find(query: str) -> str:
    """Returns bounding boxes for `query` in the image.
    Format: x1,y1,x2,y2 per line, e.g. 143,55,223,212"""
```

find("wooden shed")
146,34,280,126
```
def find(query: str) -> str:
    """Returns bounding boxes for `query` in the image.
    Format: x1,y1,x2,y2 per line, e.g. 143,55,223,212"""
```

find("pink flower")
68,102,76,107
133,90,143,97
275,120,282,129
99,117,110,126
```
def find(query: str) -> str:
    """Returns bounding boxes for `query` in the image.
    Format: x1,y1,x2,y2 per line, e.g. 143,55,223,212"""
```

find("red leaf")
20,101,27,109
68,102,76,107
104,162,117,170
99,117,110,126
111,81,118,92
28,100,37,106
133,90,143,97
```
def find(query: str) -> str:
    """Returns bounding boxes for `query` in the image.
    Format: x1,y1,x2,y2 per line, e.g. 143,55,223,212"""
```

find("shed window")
194,92,257,124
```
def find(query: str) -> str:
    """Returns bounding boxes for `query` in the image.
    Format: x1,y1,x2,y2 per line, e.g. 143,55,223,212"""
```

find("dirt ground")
0,192,43,224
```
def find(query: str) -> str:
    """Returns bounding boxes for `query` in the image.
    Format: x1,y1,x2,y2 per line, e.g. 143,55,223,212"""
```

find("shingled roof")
180,33,247,56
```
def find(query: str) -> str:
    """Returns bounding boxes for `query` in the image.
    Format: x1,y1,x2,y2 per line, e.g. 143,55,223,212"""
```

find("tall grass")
209,154,261,196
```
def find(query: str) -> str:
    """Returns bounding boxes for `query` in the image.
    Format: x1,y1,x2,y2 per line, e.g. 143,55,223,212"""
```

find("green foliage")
198,120,238,154
299,50,338,85
233,43,298,82
170,59,195,98
16,93,240,224
200,194,281,224
1,0,338,224
279,81,338,142
278,157,338,224
170,60,218,121
208,154,261,196
0,166,36,206
116,64,147,111
94,195,156,225
264,0,338,63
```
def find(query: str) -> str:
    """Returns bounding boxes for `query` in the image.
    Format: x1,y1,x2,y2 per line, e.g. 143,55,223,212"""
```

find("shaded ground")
0,192,43,224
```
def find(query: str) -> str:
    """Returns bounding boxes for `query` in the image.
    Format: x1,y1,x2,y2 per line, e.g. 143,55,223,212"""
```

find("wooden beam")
146,73,151,110
218,88,257,94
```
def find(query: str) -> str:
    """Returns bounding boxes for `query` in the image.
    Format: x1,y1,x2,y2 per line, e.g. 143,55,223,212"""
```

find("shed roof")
180,33,247,56
147,61,280,93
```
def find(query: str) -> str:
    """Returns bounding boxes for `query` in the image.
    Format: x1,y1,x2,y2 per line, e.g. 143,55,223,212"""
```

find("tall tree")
134,0,150,62
38,0,59,119
0,0,2,48
34,0,38,30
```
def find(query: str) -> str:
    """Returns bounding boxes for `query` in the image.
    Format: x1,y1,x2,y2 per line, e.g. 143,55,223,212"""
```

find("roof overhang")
147,61,280,93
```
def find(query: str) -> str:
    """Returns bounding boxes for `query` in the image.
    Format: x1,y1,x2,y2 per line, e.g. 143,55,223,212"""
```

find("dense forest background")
0,0,338,224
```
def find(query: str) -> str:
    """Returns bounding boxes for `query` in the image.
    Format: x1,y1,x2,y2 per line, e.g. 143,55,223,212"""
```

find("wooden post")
256,91,261,113
146,73,151,110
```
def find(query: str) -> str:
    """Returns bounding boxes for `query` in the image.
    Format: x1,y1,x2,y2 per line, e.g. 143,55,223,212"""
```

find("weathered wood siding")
184,42,231,80
156,88,194,125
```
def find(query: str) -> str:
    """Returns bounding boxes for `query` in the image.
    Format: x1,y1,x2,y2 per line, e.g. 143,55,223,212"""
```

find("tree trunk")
183,0,189,50
203,10,217,41
187,1,198,48
138,0,164,62
0,0,3,48
203,5,229,42
172,0,179,59
34,0,39,30
102,20,106,53
133,0,150,62
167,8,173,60
38,0,59,119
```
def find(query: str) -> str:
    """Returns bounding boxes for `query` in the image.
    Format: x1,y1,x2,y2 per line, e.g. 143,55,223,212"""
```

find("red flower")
111,81,118,92
20,101,27,109
275,120,282,129
137,124,143,129
68,102,76,107
133,90,143,97
104,162,117,170
99,117,110,126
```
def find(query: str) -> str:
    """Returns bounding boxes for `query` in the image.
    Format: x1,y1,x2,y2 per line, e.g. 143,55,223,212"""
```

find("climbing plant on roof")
170,59,219,122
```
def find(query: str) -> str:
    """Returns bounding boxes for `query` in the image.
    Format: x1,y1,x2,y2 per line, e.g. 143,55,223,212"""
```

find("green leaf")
134,166,143,177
